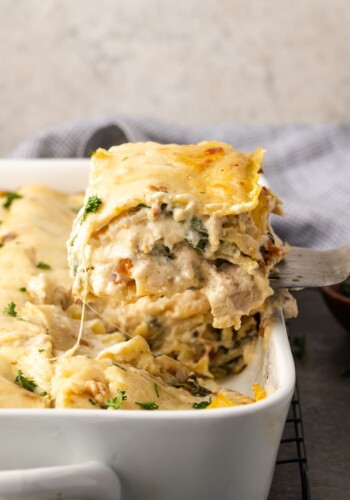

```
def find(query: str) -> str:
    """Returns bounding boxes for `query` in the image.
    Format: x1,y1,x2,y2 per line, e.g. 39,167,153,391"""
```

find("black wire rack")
274,382,311,499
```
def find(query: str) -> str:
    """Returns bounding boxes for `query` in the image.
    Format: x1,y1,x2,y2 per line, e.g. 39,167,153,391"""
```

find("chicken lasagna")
0,142,296,410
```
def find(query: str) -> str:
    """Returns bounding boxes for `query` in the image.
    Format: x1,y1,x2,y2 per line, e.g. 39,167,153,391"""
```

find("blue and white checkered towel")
10,116,350,250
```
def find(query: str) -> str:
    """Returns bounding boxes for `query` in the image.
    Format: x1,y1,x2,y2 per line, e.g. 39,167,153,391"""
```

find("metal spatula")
270,244,350,288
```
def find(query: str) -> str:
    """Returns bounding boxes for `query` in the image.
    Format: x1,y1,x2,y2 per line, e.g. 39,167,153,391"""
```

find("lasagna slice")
68,141,285,329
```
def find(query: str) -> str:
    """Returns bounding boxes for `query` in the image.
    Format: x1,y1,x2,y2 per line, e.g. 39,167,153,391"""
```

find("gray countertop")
269,289,350,500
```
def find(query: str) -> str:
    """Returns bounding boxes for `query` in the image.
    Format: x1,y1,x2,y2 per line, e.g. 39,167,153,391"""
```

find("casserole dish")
0,160,295,500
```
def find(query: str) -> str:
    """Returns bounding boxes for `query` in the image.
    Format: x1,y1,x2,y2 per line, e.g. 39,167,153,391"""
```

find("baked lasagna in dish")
0,142,296,410
0,185,259,409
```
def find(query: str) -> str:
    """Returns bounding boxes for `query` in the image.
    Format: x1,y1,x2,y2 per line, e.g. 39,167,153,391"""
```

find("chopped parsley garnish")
82,195,102,221
19,287,27,292
153,382,159,398
89,150,96,157
89,392,127,409
14,370,37,393
112,361,127,371
36,261,51,270
192,399,212,409
1,192,22,209
38,349,44,353
135,401,159,410
105,390,127,410
3,301,17,317
39,391,47,397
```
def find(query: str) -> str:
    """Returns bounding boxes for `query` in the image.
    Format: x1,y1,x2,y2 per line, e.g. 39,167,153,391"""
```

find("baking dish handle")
0,461,121,500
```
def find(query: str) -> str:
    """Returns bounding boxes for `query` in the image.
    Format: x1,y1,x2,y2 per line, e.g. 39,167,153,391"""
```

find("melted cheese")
90,141,263,218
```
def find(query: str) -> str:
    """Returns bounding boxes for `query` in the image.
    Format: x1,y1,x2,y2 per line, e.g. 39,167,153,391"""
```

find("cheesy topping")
83,141,264,219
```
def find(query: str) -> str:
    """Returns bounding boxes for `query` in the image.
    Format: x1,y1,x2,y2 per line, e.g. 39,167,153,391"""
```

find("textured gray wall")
1,0,349,155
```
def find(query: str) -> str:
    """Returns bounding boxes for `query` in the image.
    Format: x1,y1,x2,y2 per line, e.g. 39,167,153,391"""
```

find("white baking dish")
0,160,295,500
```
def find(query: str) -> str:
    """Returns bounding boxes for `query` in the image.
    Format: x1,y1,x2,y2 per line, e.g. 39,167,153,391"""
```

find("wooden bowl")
321,283,350,332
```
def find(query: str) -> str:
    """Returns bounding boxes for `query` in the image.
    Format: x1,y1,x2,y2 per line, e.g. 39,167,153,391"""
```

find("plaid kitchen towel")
10,116,350,250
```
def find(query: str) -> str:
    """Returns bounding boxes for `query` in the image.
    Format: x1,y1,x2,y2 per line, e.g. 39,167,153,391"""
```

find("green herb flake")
1,192,22,209
82,195,102,222
36,261,51,270
19,287,27,292
39,391,47,397
192,399,212,409
153,382,159,398
291,335,307,361
112,361,127,371
3,301,17,317
14,370,37,393
89,149,96,157
105,389,127,410
340,367,350,378
135,401,159,411
38,349,44,353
